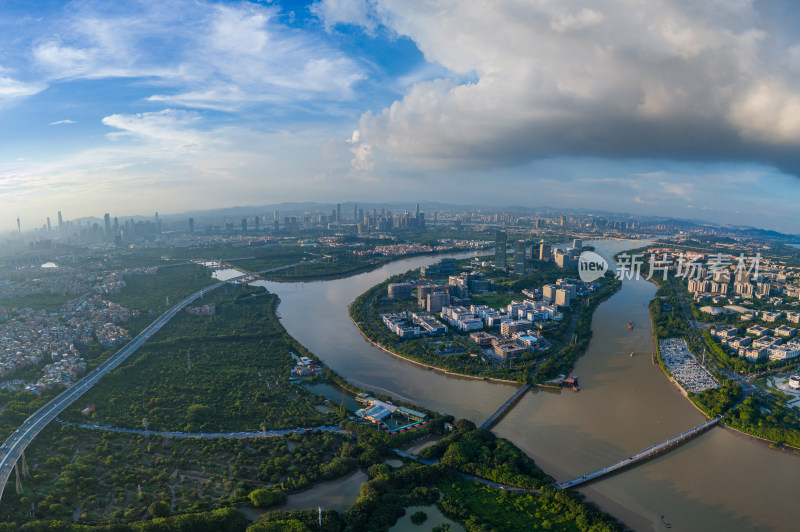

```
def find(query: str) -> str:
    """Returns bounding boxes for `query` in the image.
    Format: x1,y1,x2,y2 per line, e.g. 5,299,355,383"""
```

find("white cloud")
345,0,800,173
24,1,364,111
550,8,603,33
311,0,378,34
50,119,76,125
101,109,211,154
0,67,45,106
728,80,800,144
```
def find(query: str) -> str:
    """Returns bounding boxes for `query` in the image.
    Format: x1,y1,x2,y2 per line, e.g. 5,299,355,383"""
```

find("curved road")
57,419,348,439
0,260,312,502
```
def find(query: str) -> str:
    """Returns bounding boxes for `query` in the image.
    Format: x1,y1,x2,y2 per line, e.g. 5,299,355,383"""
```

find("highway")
0,260,310,503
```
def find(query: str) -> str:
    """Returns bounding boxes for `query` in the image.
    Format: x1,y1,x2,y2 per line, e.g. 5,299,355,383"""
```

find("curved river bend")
254,240,799,531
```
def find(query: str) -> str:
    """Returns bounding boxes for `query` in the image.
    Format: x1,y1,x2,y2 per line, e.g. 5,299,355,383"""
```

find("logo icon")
578,251,608,282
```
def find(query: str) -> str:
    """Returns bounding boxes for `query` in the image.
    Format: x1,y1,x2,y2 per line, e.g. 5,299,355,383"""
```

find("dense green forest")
106,263,214,318
63,285,338,432
417,419,551,489
0,426,353,523
0,242,628,531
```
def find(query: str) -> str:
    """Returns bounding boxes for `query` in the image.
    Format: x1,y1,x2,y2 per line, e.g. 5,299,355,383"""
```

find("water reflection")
252,241,800,531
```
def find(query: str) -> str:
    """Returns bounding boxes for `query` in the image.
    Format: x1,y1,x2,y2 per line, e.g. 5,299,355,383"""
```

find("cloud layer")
317,0,800,174
19,0,365,112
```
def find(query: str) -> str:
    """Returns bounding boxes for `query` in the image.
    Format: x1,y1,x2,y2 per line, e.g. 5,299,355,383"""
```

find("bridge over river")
478,383,531,430
555,416,721,489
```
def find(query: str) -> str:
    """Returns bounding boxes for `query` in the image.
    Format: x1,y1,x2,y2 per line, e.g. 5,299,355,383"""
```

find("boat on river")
628,321,634,330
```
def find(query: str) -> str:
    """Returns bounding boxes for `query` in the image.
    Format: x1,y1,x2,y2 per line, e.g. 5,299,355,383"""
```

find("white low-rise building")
775,325,798,338
769,345,800,361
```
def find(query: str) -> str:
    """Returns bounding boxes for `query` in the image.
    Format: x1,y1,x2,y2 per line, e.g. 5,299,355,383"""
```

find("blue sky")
1,0,800,233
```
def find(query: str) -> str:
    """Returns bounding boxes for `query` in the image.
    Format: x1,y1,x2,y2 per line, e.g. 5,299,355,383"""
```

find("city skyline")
3,0,800,232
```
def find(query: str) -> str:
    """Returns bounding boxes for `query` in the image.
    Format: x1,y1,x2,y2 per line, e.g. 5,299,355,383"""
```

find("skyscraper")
495,231,507,269
241,217,247,232
188,217,194,233
103,213,111,237
337,203,341,223
514,240,527,275
354,203,358,222
46,217,51,233
16,214,20,234
539,242,552,261
57,211,63,231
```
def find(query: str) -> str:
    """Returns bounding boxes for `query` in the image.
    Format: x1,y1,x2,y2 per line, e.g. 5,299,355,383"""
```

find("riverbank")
648,307,713,420
264,247,483,282
256,238,800,531
643,276,800,450
720,422,800,453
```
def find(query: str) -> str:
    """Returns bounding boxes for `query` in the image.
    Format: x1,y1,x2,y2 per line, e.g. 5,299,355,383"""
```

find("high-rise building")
337,203,341,223
46,216,51,233
254,216,260,231
103,213,111,237
555,288,571,307
539,242,551,261
188,217,195,233
354,203,358,222
514,240,527,275
427,292,450,313
495,231,507,269
573,239,582,249
16,214,21,234
241,218,247,232
57,211,63,231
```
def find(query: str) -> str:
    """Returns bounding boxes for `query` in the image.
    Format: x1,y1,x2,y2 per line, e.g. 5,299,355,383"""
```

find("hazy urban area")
3,1,800,531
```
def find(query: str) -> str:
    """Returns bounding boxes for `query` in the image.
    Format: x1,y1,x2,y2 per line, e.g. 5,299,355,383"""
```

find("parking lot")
660,338,719,393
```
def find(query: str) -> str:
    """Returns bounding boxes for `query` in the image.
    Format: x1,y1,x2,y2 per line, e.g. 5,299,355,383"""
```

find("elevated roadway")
0,260,307,502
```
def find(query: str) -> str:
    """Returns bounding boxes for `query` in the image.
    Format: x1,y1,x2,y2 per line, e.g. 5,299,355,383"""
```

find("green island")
0,246,624,531
634,239,800,450
349,256,620,383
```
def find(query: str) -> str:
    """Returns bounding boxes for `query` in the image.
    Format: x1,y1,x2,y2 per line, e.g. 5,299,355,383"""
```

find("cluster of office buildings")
382,277,596,361
711,324,800,362
381,312,447,339
494,232,585,274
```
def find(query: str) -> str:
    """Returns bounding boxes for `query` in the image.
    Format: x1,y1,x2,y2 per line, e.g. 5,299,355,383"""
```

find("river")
253,240,800,531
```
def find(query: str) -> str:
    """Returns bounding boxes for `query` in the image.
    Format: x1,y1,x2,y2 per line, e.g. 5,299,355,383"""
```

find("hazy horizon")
3,0,800,232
